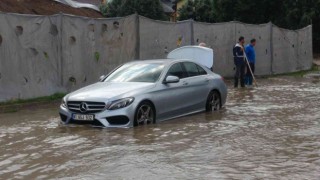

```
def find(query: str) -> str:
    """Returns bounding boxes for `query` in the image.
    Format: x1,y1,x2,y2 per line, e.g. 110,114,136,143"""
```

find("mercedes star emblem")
80,102,88,113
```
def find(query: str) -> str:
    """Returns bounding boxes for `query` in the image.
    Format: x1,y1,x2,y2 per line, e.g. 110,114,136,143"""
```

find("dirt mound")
0,0,103,18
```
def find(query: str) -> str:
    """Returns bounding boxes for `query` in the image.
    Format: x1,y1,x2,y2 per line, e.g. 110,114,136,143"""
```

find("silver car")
59,59,227,128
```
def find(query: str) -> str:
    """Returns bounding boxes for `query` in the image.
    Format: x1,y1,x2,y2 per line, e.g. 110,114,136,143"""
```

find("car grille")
67,101,106,114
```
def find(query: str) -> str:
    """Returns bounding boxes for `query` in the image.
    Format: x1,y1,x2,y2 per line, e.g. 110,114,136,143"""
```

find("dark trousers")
234,63,245,87
245,63,255,85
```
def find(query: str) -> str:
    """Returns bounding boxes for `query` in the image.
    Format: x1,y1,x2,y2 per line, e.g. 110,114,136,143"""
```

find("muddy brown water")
0,77,319,179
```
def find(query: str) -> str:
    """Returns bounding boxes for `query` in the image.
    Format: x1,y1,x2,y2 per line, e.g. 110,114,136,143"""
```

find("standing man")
245,39,256,86
233,36,245,88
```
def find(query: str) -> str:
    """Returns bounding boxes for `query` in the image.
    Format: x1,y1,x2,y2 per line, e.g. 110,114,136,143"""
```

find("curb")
0,100,60,113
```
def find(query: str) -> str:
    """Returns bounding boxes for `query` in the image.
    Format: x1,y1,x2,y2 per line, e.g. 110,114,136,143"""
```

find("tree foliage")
178,0,194,20
100,0,166,20
178,0,320,52
194,0,215,23
179,0,215,23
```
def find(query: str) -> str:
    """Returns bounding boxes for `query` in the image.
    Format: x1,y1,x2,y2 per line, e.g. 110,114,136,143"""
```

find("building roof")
54,0,100,11
73,0,102,7
161,3,174,13
0,0,103,18
160,0,178,13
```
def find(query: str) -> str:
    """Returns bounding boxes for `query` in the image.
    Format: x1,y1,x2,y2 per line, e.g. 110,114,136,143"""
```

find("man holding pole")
245,39,256,86
233,36,246,88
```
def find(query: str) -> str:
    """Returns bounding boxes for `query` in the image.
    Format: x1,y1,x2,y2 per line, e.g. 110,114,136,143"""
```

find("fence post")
190,20,194,45
269,22,274,75
135,13,140,60
59,13,64,86
310,24,313,60
234,21,237,43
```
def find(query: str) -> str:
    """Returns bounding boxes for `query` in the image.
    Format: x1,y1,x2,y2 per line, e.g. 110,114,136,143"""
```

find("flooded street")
0,77,320,179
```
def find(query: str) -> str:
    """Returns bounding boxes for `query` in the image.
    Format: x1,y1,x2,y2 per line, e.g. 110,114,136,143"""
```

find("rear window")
167,63,188,79
183,62,199,77
196,64,207,75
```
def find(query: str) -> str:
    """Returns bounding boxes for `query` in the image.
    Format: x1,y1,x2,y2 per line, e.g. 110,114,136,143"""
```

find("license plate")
73,114,94,121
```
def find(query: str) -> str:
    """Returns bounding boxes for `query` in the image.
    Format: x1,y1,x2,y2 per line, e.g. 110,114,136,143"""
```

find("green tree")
178,0,195,20
213,0,284,24
281,0,320,53
282,0,318,29
212,0,319,53
212,0,237,22
194,0,215,23
100,0,166,20
178,0,215,22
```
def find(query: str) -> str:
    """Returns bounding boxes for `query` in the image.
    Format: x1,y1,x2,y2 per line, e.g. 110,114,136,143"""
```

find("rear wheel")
134,102,155,126
206,91,221,112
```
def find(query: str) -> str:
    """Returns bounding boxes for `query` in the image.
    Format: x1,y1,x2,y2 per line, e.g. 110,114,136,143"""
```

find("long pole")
243,51,258,87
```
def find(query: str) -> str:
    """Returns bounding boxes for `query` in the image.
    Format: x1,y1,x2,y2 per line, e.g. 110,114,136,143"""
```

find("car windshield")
104,62,165,83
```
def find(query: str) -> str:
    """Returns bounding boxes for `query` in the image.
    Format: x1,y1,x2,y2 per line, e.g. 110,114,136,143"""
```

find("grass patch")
94,51,100,62
272,70,313,77
225,65,319,80
0,93,65,106
271,65,319,77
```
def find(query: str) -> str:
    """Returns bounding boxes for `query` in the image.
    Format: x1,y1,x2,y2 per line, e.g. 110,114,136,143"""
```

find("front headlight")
108,97,134,110
61,97,67,108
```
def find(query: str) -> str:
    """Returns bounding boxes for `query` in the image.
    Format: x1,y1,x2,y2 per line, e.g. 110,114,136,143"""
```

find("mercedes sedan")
59,59,227,128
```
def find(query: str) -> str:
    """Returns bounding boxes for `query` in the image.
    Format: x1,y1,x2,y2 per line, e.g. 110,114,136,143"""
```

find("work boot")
240,79,245,87
234,78,238,88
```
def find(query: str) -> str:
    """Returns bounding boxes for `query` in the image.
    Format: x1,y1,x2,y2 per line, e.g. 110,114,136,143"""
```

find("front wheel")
134,102,155,126
206,91,221,112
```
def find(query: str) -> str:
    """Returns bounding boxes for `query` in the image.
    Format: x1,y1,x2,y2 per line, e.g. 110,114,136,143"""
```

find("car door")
181,62,211,111
155,62,193,120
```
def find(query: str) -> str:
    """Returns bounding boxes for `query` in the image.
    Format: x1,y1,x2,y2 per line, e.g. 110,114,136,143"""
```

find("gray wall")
0,13,313,102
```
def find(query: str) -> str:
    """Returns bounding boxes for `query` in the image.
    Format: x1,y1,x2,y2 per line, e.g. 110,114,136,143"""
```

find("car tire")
134,101,156,126
206,90,221,112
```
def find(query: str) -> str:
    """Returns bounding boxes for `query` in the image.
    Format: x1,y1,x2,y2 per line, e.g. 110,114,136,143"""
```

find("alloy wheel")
210,92,221,111
136,104,154,125
206,91,221,112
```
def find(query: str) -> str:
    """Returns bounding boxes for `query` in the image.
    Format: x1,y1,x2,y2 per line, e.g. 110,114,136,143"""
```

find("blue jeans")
245,63,255,85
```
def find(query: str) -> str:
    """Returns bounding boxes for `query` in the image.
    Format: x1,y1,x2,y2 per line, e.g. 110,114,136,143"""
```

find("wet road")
0,77,320,179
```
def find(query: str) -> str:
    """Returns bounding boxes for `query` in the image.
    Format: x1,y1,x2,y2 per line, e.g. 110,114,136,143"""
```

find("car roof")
128,59,195,65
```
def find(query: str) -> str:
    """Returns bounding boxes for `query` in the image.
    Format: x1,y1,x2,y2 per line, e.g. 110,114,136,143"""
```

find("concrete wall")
0,13,313,102
61,14,137,91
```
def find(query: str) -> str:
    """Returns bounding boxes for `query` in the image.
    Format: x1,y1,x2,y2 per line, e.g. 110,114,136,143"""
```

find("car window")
183,62,200,77
196,64,207,75
166,63,187,79
104,63,165,83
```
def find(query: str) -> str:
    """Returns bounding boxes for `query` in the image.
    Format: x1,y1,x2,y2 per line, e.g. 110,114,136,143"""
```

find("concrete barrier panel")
235,22,272,76
193,22,235,77
139,16,192,60
0,13,314,102
297,26,313,71
61,14,137,91
0,13,63,101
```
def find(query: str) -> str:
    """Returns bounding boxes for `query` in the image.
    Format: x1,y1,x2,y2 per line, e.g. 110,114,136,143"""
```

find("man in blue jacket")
233,36,245,88
245,39,256,86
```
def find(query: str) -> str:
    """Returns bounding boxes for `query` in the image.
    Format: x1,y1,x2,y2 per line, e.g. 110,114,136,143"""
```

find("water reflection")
0,77,319,179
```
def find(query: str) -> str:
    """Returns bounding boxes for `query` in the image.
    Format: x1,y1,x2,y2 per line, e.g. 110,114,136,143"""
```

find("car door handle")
205,78,210,82
182,82,189,86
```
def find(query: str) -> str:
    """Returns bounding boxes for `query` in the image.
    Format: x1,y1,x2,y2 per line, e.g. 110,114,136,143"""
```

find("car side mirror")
164,76,180,84
99,75,106,82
